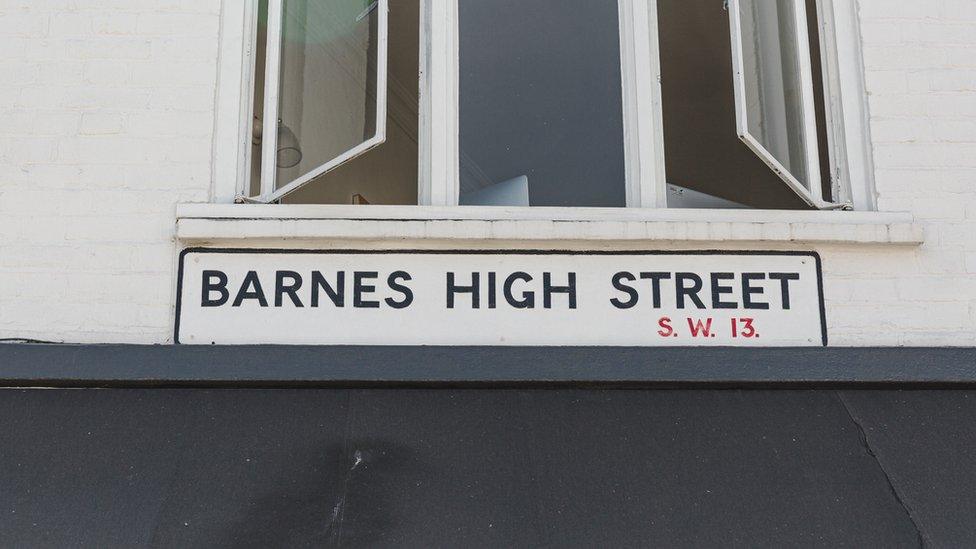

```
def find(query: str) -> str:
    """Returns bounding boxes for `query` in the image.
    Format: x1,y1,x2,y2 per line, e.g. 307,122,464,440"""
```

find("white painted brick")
877,197,967,220
925,93,976,117
897,276,976,302
148,86,215,111
63,87,152,110
910,69,976,92
914,247,967,274
863,72,908,96
932,120,976,142
151,37,218,60
83,60,132,86
824,278,899,303
0,112,35,136
862,46,947,71
126,112,212,138
828,302,971,332
865,95,928,118
79,112,123,135
932,223,976,249
0,136,58,163
858,2,931,20
966,253,976,273
48,13,94,37
36,62,84,86
91,14,142,36
135,13,219,37
57,136,166,164
946,47,976,67
128,60,217,86
63,38,153,60
870,119,931,143
859,22,904,46
0,13,49,37
920,22,976,45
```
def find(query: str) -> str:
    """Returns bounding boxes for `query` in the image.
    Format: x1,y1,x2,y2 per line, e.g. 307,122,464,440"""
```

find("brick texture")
0,0,218,343
843,0,976,345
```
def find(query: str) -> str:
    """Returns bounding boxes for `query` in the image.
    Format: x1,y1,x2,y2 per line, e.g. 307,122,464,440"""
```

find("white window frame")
211,0,875,212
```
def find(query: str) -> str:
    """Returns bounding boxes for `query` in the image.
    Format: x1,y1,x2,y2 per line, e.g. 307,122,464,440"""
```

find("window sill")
175,204,924,246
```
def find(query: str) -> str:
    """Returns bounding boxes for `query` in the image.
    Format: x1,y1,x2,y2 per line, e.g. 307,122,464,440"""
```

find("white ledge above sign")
176,249,827,347
175,204,925,246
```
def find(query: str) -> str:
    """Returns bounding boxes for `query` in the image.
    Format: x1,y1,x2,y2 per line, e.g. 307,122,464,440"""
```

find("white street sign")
176,249,826,346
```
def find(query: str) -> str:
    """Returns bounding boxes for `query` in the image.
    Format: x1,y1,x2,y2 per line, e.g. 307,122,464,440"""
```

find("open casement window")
248,0,389,204
728,0,842,210
658,0,858,211
228,0,870,210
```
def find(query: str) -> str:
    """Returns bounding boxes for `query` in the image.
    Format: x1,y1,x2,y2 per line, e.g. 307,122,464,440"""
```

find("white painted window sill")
175,204,924,246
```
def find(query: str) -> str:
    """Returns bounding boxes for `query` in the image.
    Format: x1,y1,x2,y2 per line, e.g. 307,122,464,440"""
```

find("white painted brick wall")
849,0,976,345
1,0,975,346
0,0,218,343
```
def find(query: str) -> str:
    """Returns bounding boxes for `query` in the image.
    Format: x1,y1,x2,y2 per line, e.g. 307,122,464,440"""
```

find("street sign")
176,249,826,346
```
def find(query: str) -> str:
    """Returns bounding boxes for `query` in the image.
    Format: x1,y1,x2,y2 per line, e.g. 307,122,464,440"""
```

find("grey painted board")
840,390,976,548
0,345,975,386
0,388,933,547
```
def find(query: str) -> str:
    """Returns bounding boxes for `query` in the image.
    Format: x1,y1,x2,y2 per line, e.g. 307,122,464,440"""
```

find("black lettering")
447,272,480,309
543,272,577,309
354,271,380,309
504,272,534,309
710,272,736,309
640,272,672,308
233,271,269,307
311,271,344,307
275,271,304,307
769,272,801,310
487,272,497,309
610,272,639,309
201,270,229,307
385,271,414,309
741,273,769,310
675,273,706,309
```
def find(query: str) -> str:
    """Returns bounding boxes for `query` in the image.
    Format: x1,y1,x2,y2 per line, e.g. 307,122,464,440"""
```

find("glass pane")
281,0,419,206
249,0,270,198
737,0,812,188
458,0,626,208
275,0,379,189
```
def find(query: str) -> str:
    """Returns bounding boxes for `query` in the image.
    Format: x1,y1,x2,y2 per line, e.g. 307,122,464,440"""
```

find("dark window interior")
658,0,832,210
458,0,626,208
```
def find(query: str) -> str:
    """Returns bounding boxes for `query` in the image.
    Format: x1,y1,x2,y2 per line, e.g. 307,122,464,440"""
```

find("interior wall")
277,2,371,186
285,0,419,205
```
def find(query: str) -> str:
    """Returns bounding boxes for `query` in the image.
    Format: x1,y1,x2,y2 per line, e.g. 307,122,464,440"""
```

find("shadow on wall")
225,440,423,547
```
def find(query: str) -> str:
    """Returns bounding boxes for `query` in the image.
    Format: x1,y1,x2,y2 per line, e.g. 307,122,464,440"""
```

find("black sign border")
175,248,827,347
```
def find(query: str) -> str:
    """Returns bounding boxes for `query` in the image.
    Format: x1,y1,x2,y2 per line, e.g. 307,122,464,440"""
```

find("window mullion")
619,0,667,209
419,0,459,206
